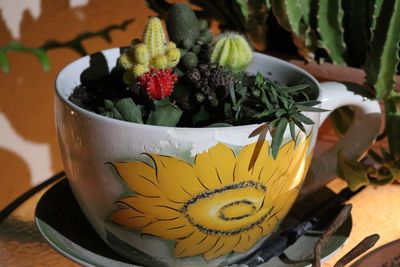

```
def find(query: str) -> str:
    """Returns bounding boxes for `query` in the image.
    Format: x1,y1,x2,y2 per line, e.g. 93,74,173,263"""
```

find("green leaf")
228,80,237,107
291,112,314,124
337,150,370,191
254,109,276,119
207,123,233,127
104,99,114,111
146,103,182,127
296,105,328,112
297,100,322,106
114,98,143,123
193,105,210,124
278,84,309,93
330,106,354,137
317,0,347,64
364,0,400,100
289,121,296,140
291,117,306,132
385,97,400,159
111,107,124,121
234,0,249,19
271,118,288,159
0,50,10,73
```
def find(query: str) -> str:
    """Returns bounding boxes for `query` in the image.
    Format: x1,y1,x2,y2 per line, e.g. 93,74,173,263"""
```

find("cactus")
364,0,400,100
167,4,200,45
165,3,214,69
119,17,181,81
211,33,252,71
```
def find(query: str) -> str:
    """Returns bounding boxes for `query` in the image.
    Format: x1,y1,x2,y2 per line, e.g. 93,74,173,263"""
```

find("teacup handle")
300,82,382,198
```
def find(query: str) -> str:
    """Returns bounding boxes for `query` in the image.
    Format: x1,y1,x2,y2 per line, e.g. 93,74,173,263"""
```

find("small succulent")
166,3,214,70
211,32,253,71
138,68,178,100
186,63,233,107
119,17,181,81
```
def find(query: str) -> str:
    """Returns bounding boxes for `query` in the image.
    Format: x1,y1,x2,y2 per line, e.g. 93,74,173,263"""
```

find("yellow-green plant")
211,32,252,71
119,17,180,80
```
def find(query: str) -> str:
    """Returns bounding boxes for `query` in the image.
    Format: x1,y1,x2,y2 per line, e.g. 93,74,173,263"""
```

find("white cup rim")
55,48,320,131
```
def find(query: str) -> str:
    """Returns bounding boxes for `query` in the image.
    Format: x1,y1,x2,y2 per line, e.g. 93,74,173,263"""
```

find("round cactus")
211,33,253,71
166,4,200,45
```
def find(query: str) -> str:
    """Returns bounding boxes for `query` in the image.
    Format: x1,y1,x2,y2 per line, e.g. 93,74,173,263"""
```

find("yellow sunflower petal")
234,141,269,183
203,235,241,261
194,143,236,189
174,231,218,258
233,227,263,253
117,196,181,220
142,217,194,240
113,161,160,197
148,154,205,202
109,208,153,229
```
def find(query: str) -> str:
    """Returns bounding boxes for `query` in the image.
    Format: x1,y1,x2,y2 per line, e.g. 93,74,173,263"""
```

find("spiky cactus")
119,17,181,79
165,3,214,69
211,33,253,71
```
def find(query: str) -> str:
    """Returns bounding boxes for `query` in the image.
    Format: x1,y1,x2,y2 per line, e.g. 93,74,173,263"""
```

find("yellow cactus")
132,64,149,77
166,47,180,67
151,55,168,69
119,17,181,82
133,43,150,65
119,53,133,70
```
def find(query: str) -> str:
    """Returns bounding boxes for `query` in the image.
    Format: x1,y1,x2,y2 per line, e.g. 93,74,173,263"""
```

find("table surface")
0,175,399,267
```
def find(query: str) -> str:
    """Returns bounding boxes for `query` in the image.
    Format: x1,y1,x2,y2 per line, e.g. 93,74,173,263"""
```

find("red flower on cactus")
138,68,178,100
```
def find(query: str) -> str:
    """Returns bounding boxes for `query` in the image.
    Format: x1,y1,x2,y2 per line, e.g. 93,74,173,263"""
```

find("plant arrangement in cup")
69,3,325,160
147,0,400,190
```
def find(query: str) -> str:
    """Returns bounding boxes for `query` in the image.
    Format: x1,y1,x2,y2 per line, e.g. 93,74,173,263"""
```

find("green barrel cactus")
211,33,253,71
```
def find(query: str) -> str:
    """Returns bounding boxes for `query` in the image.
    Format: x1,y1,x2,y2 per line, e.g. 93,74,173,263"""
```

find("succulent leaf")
364,0,400,100
317,0,347,64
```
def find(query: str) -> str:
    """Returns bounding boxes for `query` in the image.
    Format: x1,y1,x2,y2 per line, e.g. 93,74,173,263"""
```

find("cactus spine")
211,33,252,71
119,17,180,80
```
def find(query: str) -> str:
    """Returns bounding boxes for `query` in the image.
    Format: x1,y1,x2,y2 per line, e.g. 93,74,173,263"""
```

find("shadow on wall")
0,0,155,209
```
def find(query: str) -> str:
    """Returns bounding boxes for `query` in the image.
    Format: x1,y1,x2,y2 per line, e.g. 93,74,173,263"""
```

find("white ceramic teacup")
55,49,381,266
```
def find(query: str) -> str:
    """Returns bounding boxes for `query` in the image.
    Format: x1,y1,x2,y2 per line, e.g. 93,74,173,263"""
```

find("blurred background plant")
147,0,400,190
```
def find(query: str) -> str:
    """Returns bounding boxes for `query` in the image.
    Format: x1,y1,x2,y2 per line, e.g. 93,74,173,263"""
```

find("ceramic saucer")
35,179,351,267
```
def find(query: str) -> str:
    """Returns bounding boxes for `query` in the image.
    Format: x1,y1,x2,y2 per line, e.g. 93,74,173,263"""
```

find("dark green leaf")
0,50,10,73
271,118,288,159
330,106,354,137
254,109,276,119
112,107,124,120
207,123,233,127
114,98,143,123
291,112,314,124
296,105,329,112
297,100,321,106
229,80,237,107
104,99,114,111
193,105,210,124
146,103,182,127
289,121,296,140
278,84,309,93
291,117,306,132
337,150,369,191
275,108,287,117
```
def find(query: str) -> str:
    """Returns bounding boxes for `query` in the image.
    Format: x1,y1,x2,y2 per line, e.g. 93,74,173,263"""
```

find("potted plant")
55,3,381,266
147,0,400,191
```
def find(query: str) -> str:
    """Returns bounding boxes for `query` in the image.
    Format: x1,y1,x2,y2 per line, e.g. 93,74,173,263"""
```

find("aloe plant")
147,0,400,188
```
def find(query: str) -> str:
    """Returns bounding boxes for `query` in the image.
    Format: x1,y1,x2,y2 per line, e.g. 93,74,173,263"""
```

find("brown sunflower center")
181,180,272,235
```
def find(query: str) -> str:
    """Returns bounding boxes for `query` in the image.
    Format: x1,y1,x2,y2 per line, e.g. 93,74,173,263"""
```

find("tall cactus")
317,0,347,65
364,0,400,100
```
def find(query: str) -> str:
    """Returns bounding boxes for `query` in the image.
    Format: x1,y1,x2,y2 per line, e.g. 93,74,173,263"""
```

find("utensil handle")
300,82,381,198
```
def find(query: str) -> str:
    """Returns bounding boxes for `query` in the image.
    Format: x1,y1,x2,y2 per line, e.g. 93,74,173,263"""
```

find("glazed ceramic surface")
55,49,380,266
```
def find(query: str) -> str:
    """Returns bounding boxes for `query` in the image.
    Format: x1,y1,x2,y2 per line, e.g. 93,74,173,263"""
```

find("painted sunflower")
110,137,311,261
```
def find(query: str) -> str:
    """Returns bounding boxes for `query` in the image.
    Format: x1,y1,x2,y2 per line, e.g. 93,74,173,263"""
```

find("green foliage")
364,0,400,100
146,103,182,126
235,72,326,159
114,98,143,123
337,150,370,191
317,0,347,64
